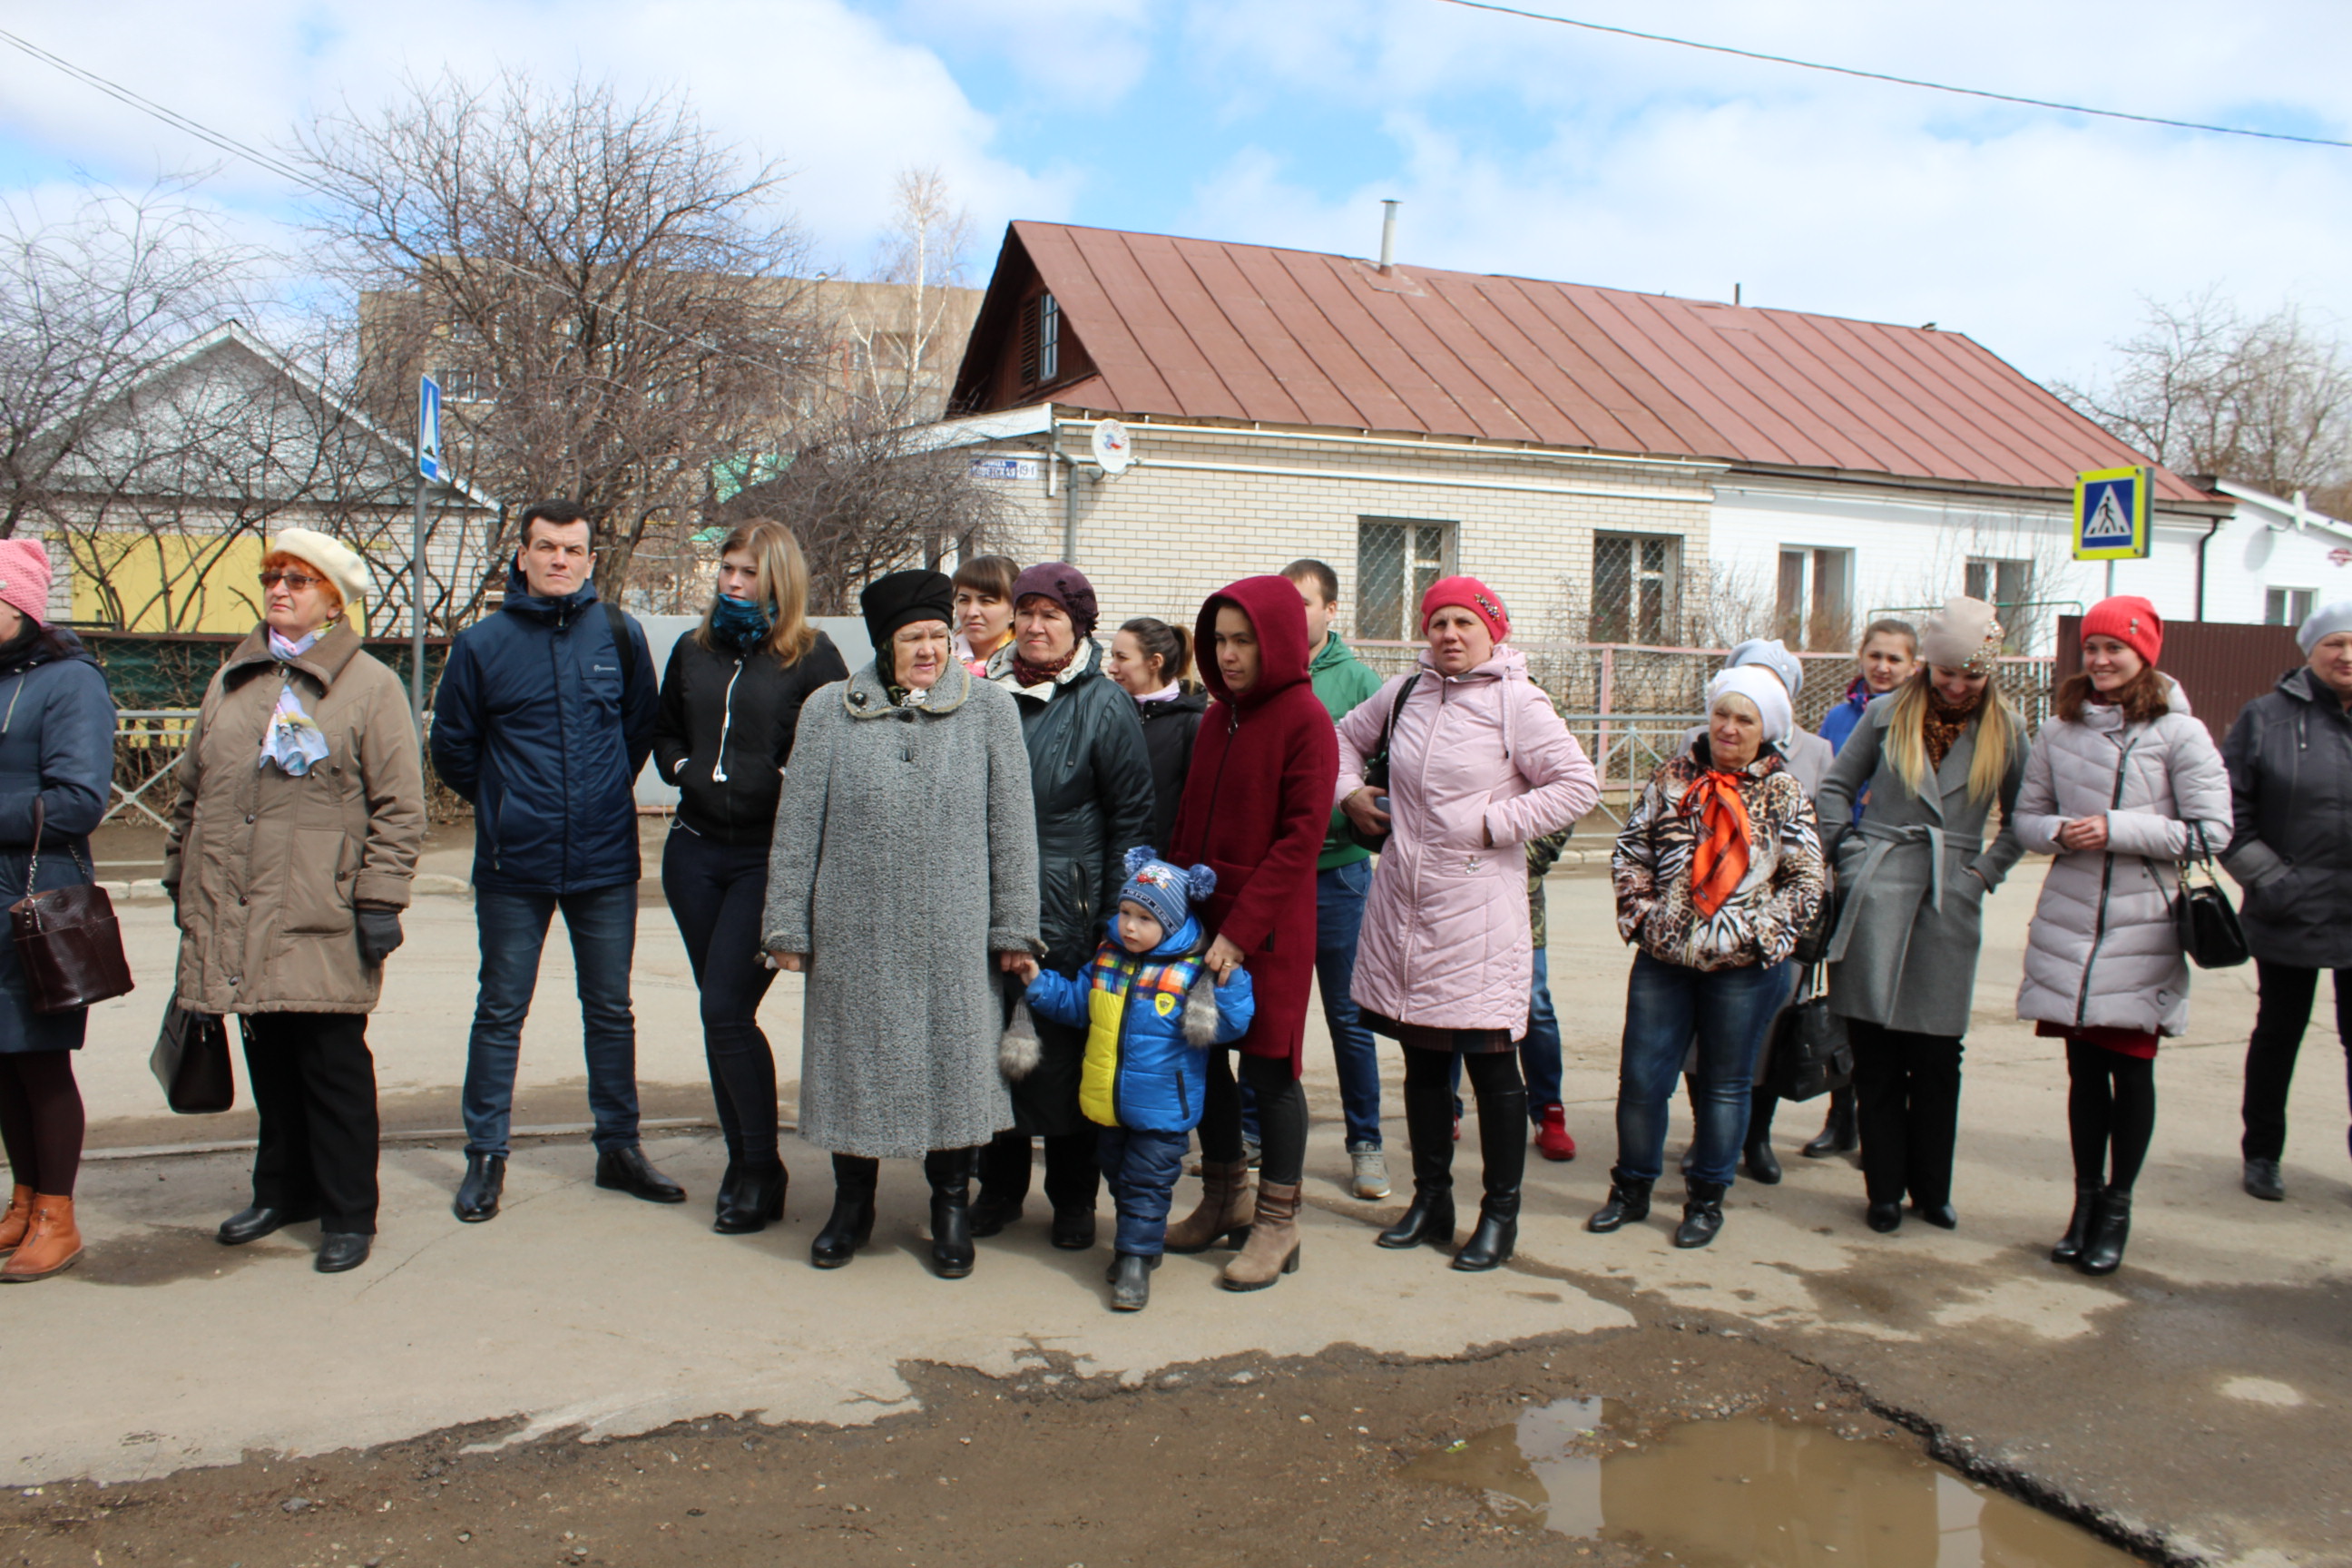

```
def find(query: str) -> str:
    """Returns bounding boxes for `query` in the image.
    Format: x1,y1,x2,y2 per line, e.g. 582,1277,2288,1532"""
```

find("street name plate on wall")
968,456,1041,482
2073,466,2152,560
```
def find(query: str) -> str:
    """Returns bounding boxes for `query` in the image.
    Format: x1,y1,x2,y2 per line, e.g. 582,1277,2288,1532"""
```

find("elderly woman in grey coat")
762,570,1041,1279
1818,596,2031,1236
2014,598,2229,1277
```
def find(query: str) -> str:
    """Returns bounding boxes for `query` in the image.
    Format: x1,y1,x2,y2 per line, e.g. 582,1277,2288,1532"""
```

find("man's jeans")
462,882,642,1158
1315,858,1384,1149
1612,952,1787,1188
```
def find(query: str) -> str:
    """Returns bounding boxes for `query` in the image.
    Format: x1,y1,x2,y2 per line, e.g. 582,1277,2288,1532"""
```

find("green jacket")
1308,631,1387,869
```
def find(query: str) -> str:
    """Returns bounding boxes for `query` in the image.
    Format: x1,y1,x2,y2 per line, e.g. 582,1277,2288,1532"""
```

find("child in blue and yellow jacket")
1015,847,1254,1311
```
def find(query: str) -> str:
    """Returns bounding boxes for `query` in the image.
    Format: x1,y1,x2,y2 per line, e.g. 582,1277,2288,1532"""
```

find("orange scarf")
1683,769,1754,917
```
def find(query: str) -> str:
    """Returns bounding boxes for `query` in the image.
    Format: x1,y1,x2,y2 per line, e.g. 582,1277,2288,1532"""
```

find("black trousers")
662,828,782,1165
243,1013,378,1235
0,1051,83,1196
2242,959,2352,1162
1847,1020,1964,1209
1199,1050,1307,1187
976,1129,1101,1216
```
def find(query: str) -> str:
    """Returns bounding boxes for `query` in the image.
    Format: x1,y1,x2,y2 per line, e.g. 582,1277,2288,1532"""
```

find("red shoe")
1534,1104,1577,1162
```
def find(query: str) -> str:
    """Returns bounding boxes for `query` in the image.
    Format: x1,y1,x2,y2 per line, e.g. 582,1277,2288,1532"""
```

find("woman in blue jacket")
1018,848,1254,1310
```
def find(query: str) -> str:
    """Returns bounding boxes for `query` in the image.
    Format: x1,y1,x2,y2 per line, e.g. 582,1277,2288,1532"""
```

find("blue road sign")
2073,466,2151,560
417,375,445,485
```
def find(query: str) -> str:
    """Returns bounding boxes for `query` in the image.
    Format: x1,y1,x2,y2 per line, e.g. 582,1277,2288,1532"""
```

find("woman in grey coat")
1818,596,2030,1236
2014,600,2230,1276
2222,600,2352,1204
762,570,1042,1278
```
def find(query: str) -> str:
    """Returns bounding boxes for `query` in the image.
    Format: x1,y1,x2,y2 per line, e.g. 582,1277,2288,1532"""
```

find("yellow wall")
72,535,287,633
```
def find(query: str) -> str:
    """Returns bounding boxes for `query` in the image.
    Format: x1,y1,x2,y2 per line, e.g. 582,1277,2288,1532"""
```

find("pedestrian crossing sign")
2073,466,2152,560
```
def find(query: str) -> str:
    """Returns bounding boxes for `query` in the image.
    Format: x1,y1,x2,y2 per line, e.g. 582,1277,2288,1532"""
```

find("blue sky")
3,0,2347,387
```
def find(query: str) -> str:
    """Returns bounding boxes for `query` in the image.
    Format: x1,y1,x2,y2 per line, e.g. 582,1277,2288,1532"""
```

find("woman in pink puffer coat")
1336,577,1598,1275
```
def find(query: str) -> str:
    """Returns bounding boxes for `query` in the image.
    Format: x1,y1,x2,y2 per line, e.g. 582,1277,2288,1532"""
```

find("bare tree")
0,181,254,548
838,167,977,425
2059,290,2352,514
296,70,828,597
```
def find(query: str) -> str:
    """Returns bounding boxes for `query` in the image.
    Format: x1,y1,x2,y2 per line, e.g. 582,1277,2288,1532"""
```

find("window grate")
1591,533,1681,642
1357,517,1455,641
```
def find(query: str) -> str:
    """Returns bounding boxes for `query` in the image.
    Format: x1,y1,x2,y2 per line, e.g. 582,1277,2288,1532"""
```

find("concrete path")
10,856,2351,1565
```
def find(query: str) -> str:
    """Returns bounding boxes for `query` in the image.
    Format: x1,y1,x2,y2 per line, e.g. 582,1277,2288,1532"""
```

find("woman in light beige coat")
164,529,425,1273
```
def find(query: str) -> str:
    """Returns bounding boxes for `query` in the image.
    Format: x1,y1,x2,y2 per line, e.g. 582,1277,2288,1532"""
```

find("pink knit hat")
0,539,52,627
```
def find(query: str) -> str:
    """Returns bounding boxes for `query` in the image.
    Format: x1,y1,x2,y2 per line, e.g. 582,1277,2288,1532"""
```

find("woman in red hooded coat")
1161,575,1338,1292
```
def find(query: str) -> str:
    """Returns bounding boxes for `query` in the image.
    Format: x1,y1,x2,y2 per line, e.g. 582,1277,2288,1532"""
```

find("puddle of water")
1400,1398,2141,1566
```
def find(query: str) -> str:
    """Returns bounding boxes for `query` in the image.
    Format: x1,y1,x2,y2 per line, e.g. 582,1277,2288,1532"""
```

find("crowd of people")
0,511,2346,1305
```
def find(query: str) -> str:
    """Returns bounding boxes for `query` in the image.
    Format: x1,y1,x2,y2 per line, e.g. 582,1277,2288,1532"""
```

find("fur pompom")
1123,843,1159,878
1181,971,1222,1046
999,999,1043,1080
1184,862,1218,902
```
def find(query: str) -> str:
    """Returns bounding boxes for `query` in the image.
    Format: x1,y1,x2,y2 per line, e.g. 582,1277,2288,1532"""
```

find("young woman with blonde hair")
1816,595,2032,1236
652,519,848,1235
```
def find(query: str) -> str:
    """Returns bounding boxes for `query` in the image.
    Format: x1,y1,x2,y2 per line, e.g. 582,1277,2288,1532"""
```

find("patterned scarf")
1682,768,1754,918
1011,644,1080,689
1923,686,1984,771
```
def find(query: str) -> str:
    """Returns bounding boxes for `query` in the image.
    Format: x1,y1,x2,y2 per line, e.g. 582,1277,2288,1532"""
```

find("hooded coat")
0,626,115,1054
2014,678,2230,1036
429,564,658,895
1338,647,1600,1034
2220,665,2352,969
1166,577,1340,1070
166,624,426,1015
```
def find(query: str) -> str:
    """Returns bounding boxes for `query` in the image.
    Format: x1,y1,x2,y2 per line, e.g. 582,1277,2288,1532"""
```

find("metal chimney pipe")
1378,200,1400,272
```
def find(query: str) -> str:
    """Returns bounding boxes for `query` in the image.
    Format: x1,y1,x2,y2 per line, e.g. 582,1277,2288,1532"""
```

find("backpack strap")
601,600,637,718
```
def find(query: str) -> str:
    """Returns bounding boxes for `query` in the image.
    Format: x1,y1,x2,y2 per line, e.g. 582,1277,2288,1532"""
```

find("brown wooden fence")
2054,617,2301,746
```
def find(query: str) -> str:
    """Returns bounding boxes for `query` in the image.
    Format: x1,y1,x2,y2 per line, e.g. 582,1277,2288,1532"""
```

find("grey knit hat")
1727,637,1804,702
2296,600,2352,653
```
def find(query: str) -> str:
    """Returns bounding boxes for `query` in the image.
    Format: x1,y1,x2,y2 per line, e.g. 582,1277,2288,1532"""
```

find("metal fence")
107,710,198,828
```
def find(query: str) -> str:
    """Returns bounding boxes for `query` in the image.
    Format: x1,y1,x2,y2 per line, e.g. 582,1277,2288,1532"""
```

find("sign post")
413,375,444,732
2073,465,2152,597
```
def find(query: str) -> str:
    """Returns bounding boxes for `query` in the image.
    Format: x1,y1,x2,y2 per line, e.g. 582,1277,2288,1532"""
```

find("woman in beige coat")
164,529,425,1273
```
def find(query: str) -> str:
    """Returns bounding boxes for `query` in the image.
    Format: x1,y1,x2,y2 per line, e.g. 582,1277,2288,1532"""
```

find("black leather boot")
2050,1184,2100,1264
811,1155,878,1269
926,1148,976,1279
1377,1069,1457,1250
1586,1175,1652,1233
1744,1086,1782,1183
1108,1251,1156,1311
715,1161,788,1235
452,1154,505,1223
970,1132,1030,1238
2242,1158,2285,1201
1802,1088,1858,1158
1452,1087,1525,1272
1673,1179,1727,1249
2076,1186,2132,1276
595,1146,686,1203
219,1205,316,1245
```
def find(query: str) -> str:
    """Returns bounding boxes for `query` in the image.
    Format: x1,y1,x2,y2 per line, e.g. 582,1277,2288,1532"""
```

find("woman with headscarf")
762,570,1041,1277
1338,577,1598,1272
1816,596,2032,1235
2015,598,2228,1275
1594,668,1827,1249
165,529,426,1274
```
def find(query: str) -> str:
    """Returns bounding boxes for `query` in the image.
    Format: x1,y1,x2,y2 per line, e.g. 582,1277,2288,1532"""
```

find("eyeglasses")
260,569,325,591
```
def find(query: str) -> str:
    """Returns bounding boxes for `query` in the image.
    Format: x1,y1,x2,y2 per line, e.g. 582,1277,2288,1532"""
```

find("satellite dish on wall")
1090,418,1132,476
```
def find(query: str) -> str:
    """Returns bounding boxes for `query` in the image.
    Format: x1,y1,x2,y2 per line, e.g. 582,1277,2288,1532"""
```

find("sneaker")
1533,1104,1576,1162
1348,1143,1391,1200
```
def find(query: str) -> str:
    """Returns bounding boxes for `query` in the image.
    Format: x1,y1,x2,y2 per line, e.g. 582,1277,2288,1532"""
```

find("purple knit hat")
1011,562,1099,637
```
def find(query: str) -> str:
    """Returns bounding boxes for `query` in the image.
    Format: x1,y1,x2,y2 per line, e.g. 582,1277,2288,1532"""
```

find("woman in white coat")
2014,598,2230,1277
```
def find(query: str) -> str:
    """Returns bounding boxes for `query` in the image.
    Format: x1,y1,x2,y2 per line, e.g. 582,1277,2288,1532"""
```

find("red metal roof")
956,221,2203,502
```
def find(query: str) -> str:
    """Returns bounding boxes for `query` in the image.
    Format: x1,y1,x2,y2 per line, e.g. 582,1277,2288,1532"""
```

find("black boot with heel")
2050,1184,2099,1265
925,1147,976,1279
714,1161,788,1234
1452,1087,1526,1271
2076,1186,2132,1276
1377,1070,1459,1250
810,1155,878,1269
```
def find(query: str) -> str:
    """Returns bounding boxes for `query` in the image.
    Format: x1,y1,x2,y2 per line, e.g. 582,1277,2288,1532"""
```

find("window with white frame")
1357,517,1455,642
1775,547,1854,651
2267,587,2317,627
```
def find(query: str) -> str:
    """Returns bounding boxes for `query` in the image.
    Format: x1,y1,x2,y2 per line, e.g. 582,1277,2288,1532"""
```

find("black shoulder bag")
1342,674,1419,853
2174,820,2249,969
1766,964,1852,1102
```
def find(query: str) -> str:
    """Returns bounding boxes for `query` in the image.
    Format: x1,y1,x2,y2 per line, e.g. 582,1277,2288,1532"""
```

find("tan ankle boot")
0,1185,32,1255
1218,1181,1300,1291
0,1196,82,1282
1165,1160,1253,1254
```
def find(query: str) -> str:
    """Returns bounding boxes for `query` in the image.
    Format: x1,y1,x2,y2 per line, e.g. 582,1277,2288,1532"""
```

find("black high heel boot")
925,1147,976,1279
2050,1184,2100,1264
1453,1087,1525,1271
2076,1186,2132,1276
1377,1070,1457,1250
715,1161,788,1235
1802,1087,1858,1158
810,1155,877,1269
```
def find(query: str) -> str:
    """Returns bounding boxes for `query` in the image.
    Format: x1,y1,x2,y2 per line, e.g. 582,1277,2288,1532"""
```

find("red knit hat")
1419,574,1510,642
2081,595,2162,668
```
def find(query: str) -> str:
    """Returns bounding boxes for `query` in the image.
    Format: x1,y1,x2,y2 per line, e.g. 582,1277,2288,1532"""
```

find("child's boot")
1108,1251,1157,1311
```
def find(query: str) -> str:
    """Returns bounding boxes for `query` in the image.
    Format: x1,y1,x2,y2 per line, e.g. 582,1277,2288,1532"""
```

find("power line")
1430,0,2352,150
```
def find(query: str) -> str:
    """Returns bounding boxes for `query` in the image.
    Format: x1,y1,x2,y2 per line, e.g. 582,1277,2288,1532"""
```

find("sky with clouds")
2,0,2347,389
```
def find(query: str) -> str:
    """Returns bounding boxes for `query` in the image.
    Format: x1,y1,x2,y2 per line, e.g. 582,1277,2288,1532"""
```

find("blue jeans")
1612,952,1786,1188
1315,858,1383,1149
462,882,642,1158
1099,1126,1189,1256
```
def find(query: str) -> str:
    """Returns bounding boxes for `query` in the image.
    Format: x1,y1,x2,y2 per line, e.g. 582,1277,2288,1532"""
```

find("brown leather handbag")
10,799,135,1014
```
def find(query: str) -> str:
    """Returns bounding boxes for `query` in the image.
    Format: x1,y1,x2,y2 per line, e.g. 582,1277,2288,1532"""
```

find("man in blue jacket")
431,500,671,1221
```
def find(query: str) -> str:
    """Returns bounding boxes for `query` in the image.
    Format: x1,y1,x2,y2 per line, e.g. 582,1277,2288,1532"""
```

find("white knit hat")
268,528,373,607
1708,666,1794,746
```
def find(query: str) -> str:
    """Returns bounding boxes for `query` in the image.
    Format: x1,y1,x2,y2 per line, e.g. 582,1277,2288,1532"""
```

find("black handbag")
151,1004,235,1113
1340,673,1419,853
9,799,135,1014
1766,965,1852,1102
2174,821,2250,970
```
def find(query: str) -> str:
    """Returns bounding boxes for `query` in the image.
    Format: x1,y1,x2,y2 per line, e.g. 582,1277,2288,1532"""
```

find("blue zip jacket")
430,564,658,895
1818,678,1874,823
1024,914,1254,1133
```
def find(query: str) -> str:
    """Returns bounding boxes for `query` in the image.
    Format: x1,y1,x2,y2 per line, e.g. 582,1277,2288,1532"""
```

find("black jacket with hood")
2222,664,2352,968
1133,688,1207,856
652,624,848,848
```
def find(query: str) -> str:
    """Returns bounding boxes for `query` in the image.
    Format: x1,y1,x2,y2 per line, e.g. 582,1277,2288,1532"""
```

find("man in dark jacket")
431,500,671,1221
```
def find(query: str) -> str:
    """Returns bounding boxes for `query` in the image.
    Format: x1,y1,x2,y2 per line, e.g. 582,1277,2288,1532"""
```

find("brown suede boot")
1218,1181,1300,1292
1165,1160,1253,1254
0,1196,80,1282
0,1185,32,1256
